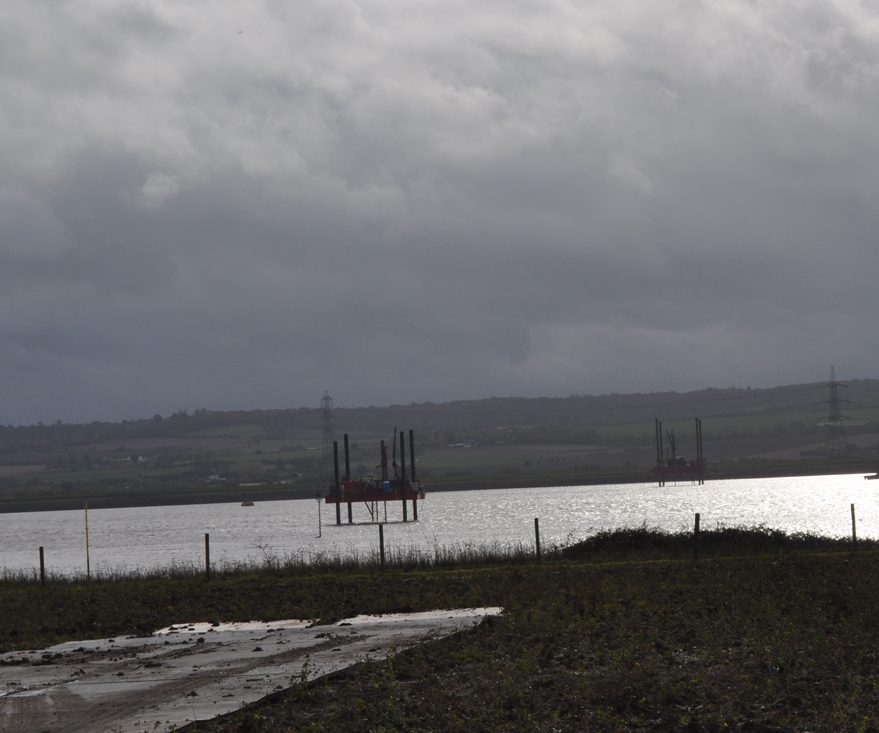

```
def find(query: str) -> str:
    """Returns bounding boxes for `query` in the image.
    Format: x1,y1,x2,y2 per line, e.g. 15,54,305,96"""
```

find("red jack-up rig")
652,417,705,486
325,429,425,525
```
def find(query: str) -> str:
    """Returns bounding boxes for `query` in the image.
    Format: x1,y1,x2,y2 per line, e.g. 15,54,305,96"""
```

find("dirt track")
0,610,500,733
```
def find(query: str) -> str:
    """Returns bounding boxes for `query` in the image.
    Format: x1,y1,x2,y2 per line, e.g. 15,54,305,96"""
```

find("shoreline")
0,461,872,514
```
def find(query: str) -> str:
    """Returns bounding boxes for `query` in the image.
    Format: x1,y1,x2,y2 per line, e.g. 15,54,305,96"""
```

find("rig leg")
347,501,353,524
413,498,418,521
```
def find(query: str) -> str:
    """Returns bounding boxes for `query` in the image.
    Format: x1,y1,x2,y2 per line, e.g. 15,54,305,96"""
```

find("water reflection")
0,473,875,576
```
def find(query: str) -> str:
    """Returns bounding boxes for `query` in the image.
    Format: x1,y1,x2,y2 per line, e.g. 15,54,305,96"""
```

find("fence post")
205,533,211,581
693,513,701,560
379,523,385,568
84,500,90,581
851,504,857,549
534,517,541,560
39,546,45,586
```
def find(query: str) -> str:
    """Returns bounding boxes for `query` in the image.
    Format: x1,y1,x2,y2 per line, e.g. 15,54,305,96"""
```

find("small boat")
240,500,254,506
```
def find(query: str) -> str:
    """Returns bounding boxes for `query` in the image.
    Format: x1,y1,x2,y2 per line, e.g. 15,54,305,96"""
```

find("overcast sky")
2,0,878,425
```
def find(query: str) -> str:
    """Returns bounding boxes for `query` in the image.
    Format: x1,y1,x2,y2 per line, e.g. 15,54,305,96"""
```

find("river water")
1,473,876,577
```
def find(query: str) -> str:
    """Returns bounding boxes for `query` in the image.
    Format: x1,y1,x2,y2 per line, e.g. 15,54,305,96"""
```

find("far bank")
0,458,874,514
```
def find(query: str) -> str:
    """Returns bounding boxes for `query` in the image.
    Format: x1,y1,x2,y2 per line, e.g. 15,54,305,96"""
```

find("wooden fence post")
534,517,541,560
84,500,90,581
39,546,45,586
205,533,211,581
379,523,385,568
693,513,701,560
851,504,857,549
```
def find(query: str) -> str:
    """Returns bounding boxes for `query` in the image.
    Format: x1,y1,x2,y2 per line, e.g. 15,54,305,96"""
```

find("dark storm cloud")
2,0,879,423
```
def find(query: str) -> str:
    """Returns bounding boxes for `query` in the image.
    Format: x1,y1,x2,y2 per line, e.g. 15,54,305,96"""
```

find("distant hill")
2,379,878,511
4,377,879,453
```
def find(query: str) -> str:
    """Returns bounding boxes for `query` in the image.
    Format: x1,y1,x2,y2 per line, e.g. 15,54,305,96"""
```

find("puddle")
0,607,501,733
155,619,312,635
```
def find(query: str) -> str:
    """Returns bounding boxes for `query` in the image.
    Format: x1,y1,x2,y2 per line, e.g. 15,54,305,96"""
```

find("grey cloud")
1,0,878,423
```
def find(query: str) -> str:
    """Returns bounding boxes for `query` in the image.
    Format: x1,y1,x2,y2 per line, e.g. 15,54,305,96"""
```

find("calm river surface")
1,473,876,576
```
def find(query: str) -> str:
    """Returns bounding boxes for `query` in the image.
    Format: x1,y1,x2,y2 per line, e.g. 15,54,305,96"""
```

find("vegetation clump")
562,524,874,560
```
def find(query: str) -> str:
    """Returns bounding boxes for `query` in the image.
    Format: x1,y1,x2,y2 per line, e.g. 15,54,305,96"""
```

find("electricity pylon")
320,390,335,484
823,366,850,456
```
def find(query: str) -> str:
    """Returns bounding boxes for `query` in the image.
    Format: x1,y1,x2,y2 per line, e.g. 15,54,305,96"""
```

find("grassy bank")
3,530,879,731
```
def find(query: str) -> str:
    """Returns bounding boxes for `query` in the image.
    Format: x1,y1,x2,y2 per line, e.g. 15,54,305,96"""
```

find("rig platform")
325,429,425,525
